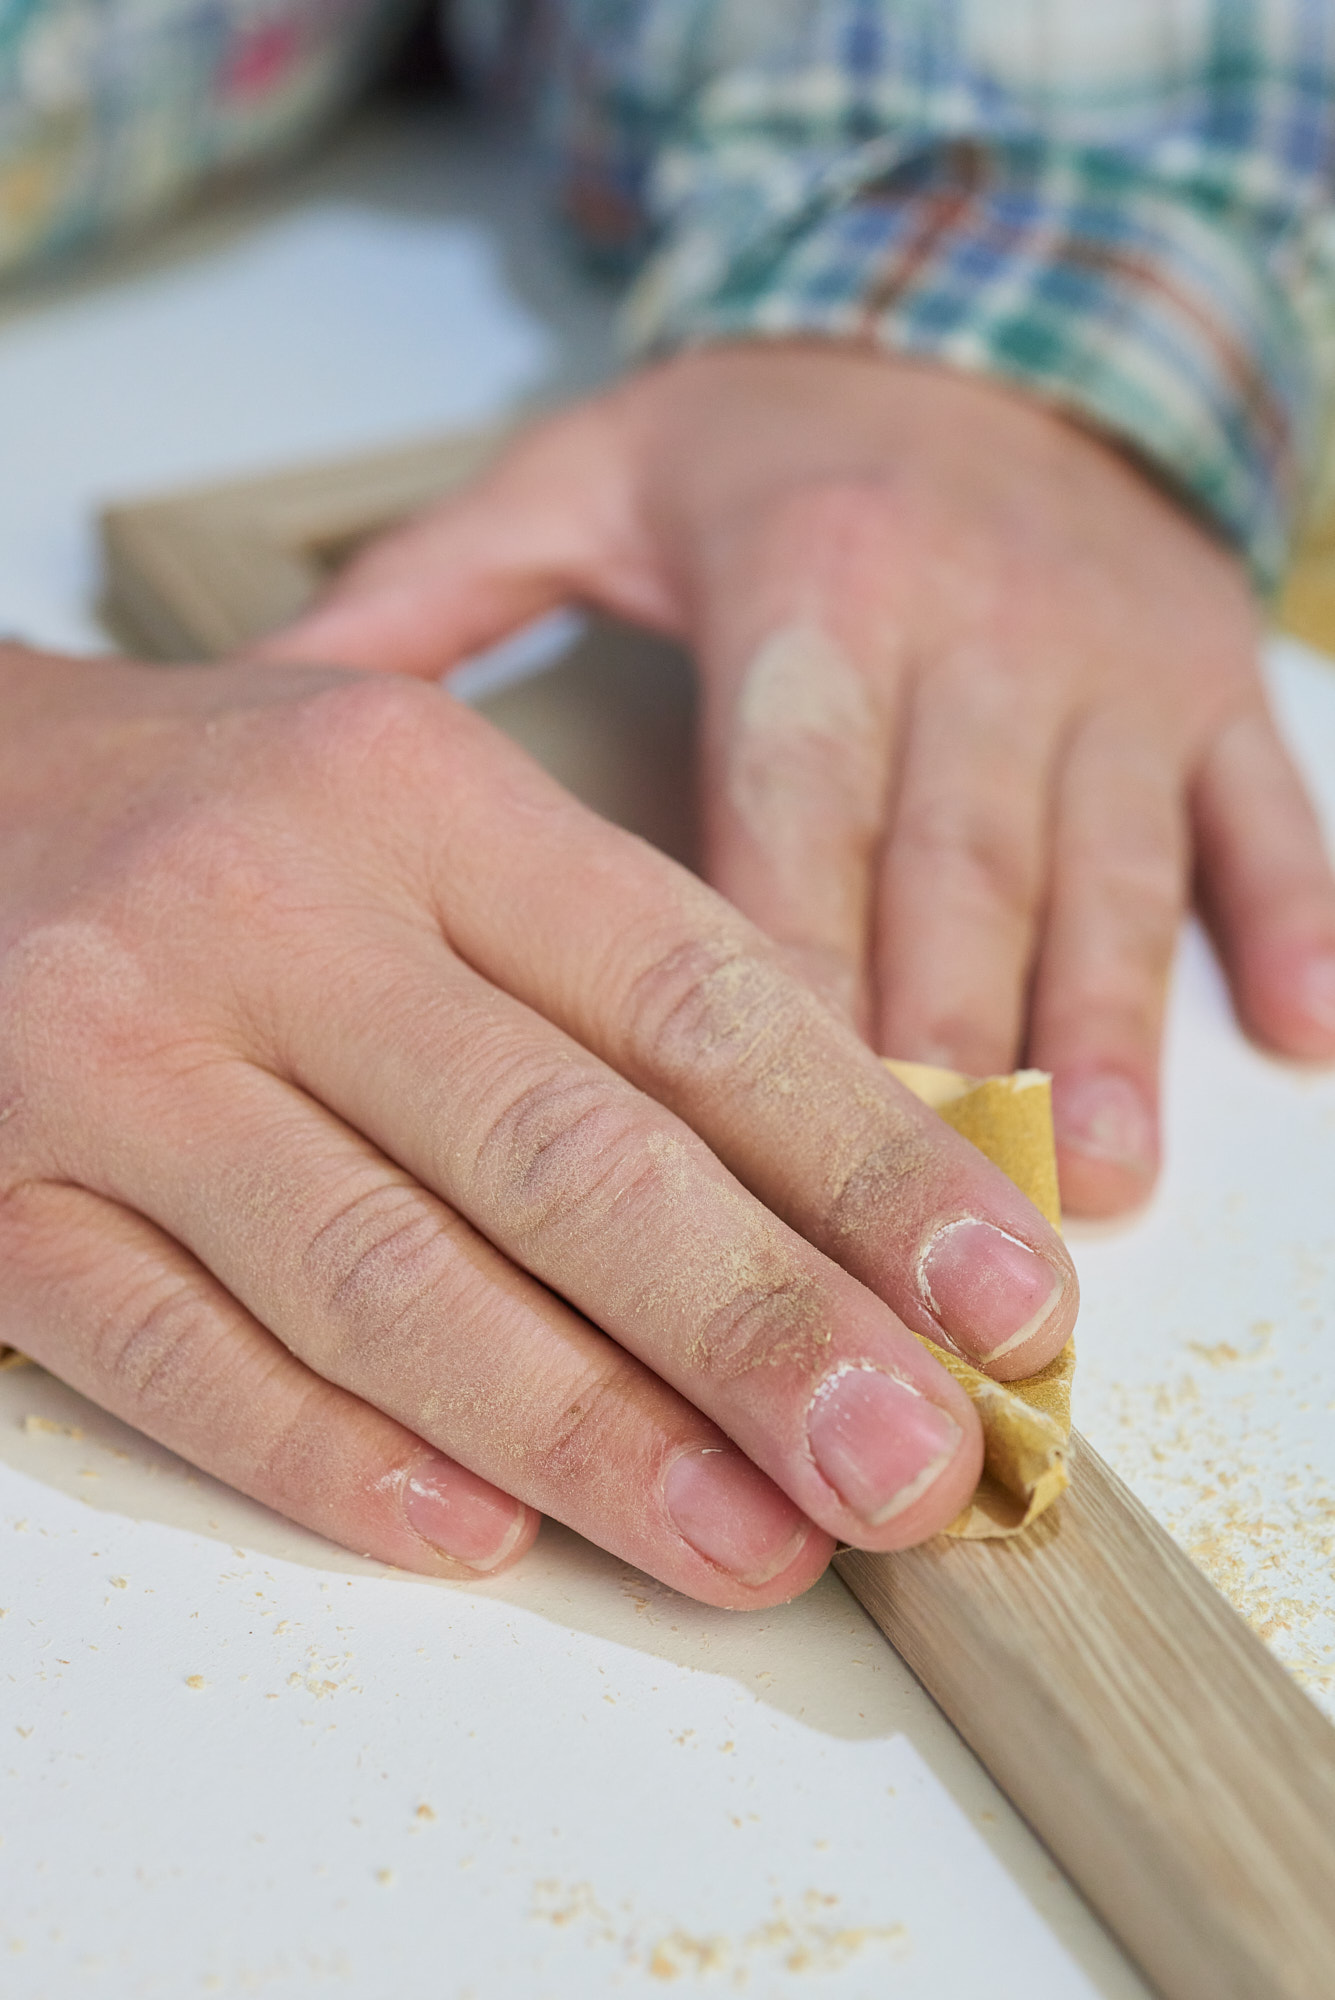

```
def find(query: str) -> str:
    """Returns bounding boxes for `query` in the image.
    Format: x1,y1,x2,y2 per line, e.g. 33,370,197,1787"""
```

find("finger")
76,1056,838,1603
1192,703,1335,1059
403,707,1078,1381
0,1179,541,1578
237,957,985,1553
253,402,679,679
692,491,904,1028
874,643,1063,1075
1027,710,1189,1217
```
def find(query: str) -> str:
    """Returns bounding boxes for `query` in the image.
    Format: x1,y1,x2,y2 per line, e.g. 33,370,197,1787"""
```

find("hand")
267,344,1335,1216
0,647,1075,1601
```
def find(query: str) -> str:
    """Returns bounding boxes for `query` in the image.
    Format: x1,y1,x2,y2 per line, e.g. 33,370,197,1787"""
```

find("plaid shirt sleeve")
532,1,1335,591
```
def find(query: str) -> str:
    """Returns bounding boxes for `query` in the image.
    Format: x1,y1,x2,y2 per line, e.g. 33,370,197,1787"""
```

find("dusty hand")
270,345,1335,1216
0,648,1074,1600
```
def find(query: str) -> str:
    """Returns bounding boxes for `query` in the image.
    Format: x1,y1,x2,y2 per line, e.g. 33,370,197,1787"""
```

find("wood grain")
837,1431,1335,2000
100,430,503,658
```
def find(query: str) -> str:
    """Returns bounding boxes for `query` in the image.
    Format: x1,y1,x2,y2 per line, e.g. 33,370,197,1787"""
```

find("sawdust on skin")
728,626,885,872
619,927,1030,1382
630,1132,830,1380
636,933,944,1233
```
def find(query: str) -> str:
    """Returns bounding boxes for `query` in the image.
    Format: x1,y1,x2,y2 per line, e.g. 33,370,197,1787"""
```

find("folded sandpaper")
886,1061,1072,1539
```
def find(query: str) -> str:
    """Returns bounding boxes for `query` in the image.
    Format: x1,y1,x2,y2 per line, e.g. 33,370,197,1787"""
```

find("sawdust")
1186,1322,1275,1369
530,1879,909,1981
623,926,955,1261
632,1133,830,1379
21,1415,81,1438
281,1644,361,1700
632,935,867,1124
1091,1366,1335,1712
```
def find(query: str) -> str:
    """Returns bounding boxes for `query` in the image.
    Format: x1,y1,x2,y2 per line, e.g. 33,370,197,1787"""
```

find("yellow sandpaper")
886,1059,1073,1539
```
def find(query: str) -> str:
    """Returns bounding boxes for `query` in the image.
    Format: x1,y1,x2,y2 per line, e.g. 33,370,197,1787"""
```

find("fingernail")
806,1366,961,1528
1298,954,1335,1034
403,1456,529,1573
663,1446,811,1586
1054,1071,1156,1176
920,1218,1065,1364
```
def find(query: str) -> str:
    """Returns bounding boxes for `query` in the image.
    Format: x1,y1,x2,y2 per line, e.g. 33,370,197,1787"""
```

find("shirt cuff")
625,140,1326,591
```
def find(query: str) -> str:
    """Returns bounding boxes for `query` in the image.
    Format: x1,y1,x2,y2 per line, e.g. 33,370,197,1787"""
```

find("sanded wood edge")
102,515,311,656
98,429,509,660
836,1431,1335,2000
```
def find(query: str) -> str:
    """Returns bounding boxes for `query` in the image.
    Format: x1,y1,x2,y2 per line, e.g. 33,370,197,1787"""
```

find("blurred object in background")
0,0,448,284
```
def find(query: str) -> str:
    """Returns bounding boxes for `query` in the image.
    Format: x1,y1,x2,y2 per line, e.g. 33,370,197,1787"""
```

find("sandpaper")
886,1060,1072,1539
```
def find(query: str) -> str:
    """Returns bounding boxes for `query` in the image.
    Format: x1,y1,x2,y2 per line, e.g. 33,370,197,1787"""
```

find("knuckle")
623,935,819,1097
470,1063,644,1244
825,1127,941,1244
894,795,1040,928
524,1362,638,1489
298,1176,456,1364
1045,929,1174,1043
285,673,447,784
98,1268,234,1419
1103,872,1183,956
1097,838,1184,919
687,1267,828,1381
1064,833,1184,965
245,1377,348,1509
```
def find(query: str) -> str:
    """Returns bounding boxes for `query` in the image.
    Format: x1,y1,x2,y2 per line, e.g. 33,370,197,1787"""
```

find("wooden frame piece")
839,1438,1335,2000
97,440,1335,2000
100,430,506,659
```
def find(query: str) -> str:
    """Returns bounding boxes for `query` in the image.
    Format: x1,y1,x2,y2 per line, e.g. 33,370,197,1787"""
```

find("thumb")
251,399,680,679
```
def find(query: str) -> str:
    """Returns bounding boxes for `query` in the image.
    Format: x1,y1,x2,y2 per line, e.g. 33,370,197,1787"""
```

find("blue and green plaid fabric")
5,0,1335,584
533,1,1335,589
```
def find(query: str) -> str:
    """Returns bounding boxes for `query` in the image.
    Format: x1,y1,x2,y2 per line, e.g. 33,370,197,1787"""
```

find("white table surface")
1,99,1332,2000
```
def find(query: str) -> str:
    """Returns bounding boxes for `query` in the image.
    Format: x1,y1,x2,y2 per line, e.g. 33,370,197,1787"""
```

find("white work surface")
2,104,1333,2000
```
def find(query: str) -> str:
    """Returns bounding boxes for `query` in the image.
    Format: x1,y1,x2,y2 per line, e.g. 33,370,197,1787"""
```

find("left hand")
260,342,1335,1217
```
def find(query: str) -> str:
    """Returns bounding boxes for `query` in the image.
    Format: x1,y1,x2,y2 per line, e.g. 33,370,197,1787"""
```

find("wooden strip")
99,430,504,658
836,1431,1335,2000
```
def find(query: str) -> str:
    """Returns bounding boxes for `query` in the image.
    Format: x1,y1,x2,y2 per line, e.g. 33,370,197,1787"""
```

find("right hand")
0,646,1076,1604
